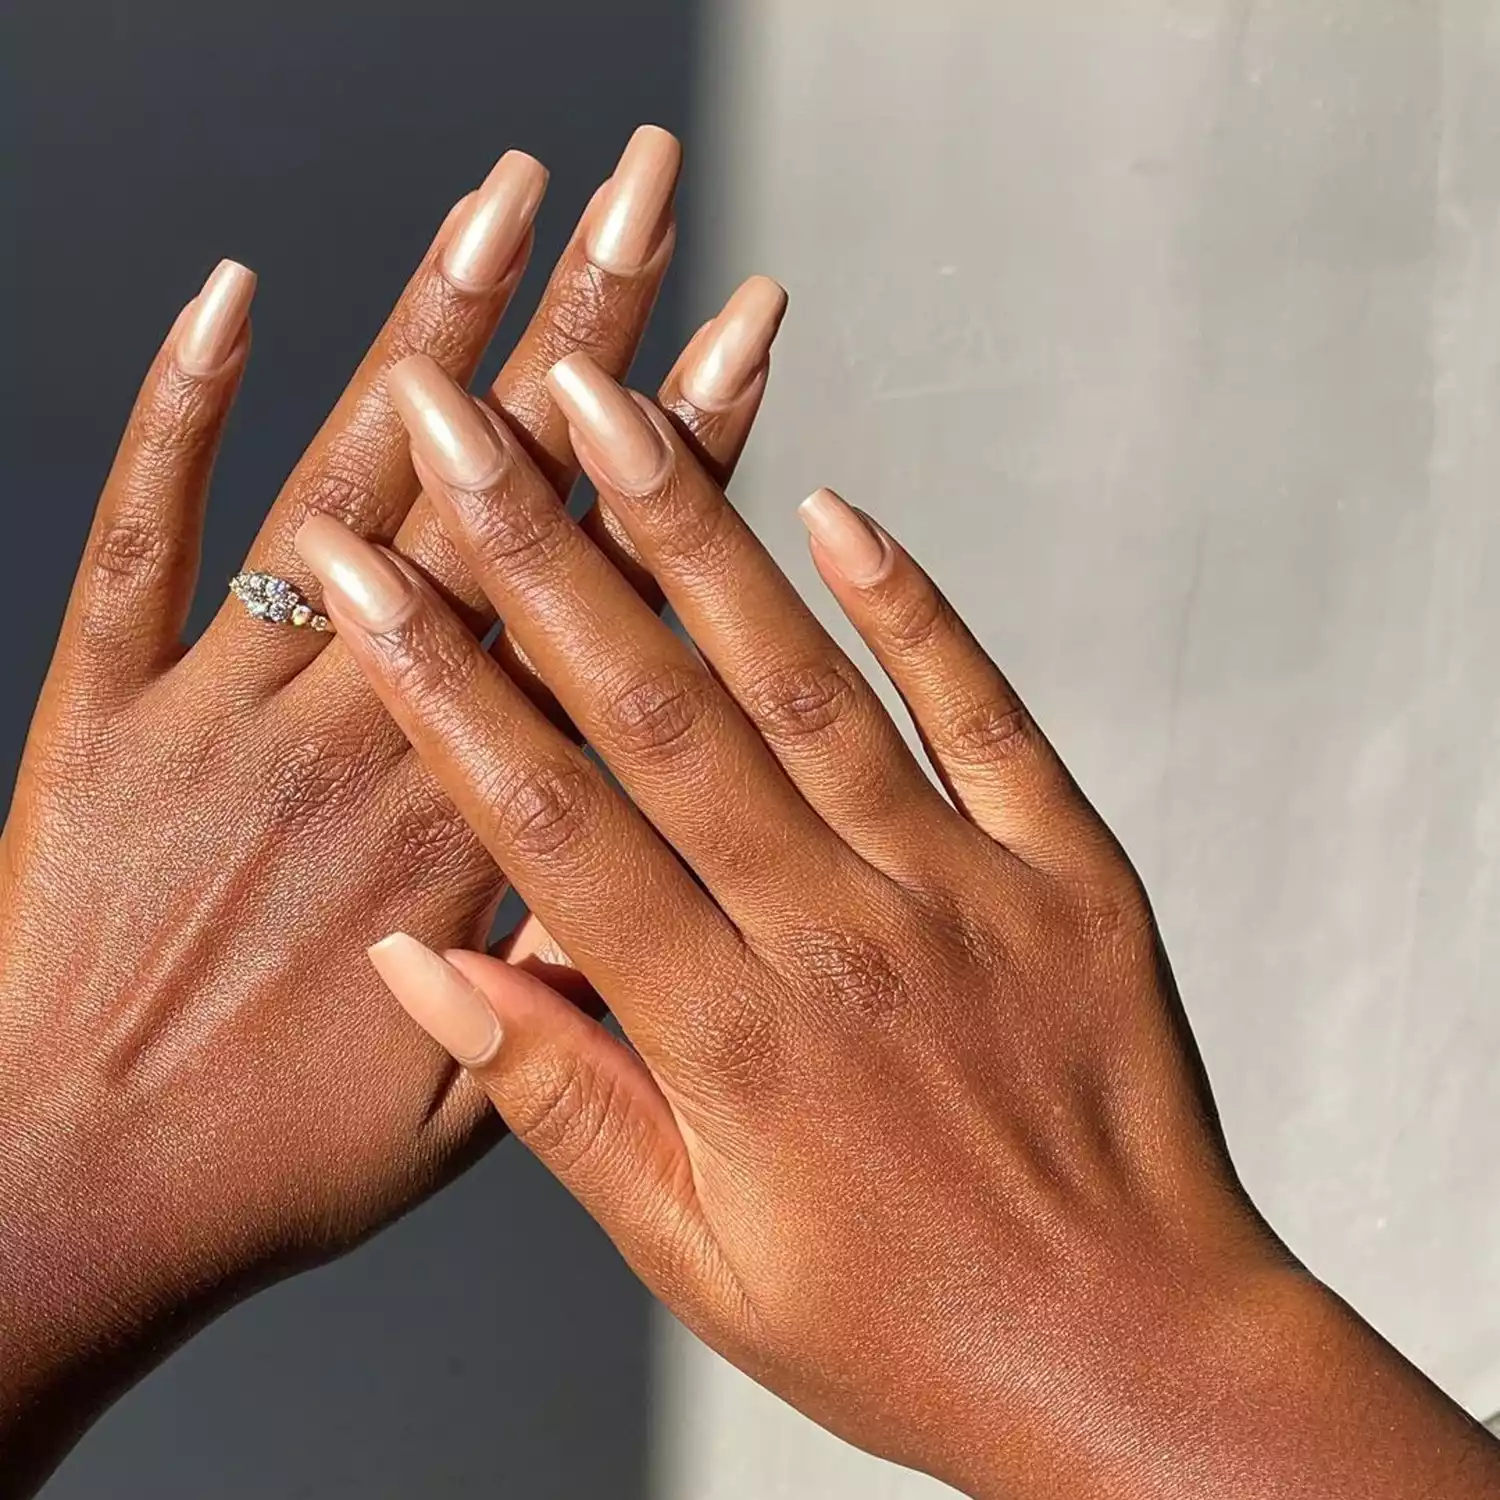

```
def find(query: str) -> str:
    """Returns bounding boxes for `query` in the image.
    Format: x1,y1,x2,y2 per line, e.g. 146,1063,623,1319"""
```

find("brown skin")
317,352,1500,1498
0,135,773,1495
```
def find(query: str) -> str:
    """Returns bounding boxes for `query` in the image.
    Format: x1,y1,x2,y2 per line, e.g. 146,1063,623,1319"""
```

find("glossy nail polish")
584,125,682,275
368,933,502,1066
294,514,415,631
798,489,891,586
546,353,670,492
441,151,549,293
177,260,257,376
679,276,789,410
387,354,508,489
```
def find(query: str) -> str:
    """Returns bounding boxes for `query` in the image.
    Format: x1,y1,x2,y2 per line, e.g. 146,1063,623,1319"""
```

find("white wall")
653,3,1500,1493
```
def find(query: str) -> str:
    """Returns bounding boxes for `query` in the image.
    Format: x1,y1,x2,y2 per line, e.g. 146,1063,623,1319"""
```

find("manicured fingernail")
546,354,670,492
679,276,788,410
294,514,415,631
441,151,549,293
387,354,508,489
584,125,682,275
177,260,257,376
798,489,891,586
368,933,502,1067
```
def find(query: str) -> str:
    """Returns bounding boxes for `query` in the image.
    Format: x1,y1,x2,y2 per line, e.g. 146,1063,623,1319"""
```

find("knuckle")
287,464,393,536
742,656,861,745
466,489,574,575
789,923,909,1027
487,759,596,860
938,692,1035,768
88,515,169,584
531,264,629,366
22,711,119,801
686,981,782,1094
595,662,715,761
879,581,951,656
386,774,490,878
510,1052,618,1179
125,373,221,463
384,268,479,365
1071,855,1154,945
257,728,378,833
378,611,483,708
637,481,740,570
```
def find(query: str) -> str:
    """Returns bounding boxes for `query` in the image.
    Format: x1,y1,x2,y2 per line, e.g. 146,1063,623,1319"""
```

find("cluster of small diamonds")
230,572,298,623
229,573,328,629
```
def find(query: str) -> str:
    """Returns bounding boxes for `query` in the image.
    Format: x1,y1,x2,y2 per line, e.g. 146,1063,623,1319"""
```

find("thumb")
368,934,713,1302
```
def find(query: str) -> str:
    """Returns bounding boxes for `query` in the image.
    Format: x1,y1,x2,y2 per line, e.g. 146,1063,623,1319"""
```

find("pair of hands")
3,125,1497,1499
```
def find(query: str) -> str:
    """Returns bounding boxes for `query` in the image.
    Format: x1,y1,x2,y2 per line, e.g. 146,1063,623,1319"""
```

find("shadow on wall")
2,1,703,1496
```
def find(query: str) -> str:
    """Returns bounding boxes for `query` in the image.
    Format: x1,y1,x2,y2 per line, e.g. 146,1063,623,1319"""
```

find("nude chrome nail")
583,125,682,275
177,260,257,376
798,489,892,586
679,276,789,410
546,353,670,492
368,933,502,1066
441,151,549,293
294,514,415,632
387,354,508,489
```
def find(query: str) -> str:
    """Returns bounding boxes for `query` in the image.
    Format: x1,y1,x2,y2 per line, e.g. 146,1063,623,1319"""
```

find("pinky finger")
367,935,720,1312
799,488,1111,875
57,260,254,703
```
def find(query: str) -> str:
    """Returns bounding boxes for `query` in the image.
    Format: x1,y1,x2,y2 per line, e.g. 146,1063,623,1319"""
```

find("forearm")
949,1267,1500,1500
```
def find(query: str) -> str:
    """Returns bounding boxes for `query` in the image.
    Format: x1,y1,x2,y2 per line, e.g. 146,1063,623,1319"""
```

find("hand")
310,352,1500,1499
0,127,786,1493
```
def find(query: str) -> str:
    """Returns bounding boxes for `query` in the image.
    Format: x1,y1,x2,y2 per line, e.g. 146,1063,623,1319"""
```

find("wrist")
0,1122,242,1496
946,1258,1498,1500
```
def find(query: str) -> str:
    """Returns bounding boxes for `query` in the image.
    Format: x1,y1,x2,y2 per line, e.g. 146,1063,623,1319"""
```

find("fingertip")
584,126,682,275
545,349,602,406
677,276,789,412
798,488,893,587
367,933,503,1068
176,259,257,377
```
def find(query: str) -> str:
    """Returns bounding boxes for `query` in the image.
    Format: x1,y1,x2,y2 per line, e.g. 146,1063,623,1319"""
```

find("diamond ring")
228,572,333,633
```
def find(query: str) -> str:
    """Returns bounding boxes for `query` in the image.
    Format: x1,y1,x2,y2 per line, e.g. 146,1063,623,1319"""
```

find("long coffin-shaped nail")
368,933,503,1066
294,514,415,632
798,488,892,586
441,151,549,293
387,354,508,489
583,125,682,276
177,260,257,376
679,276,789,410
546,353,670,492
